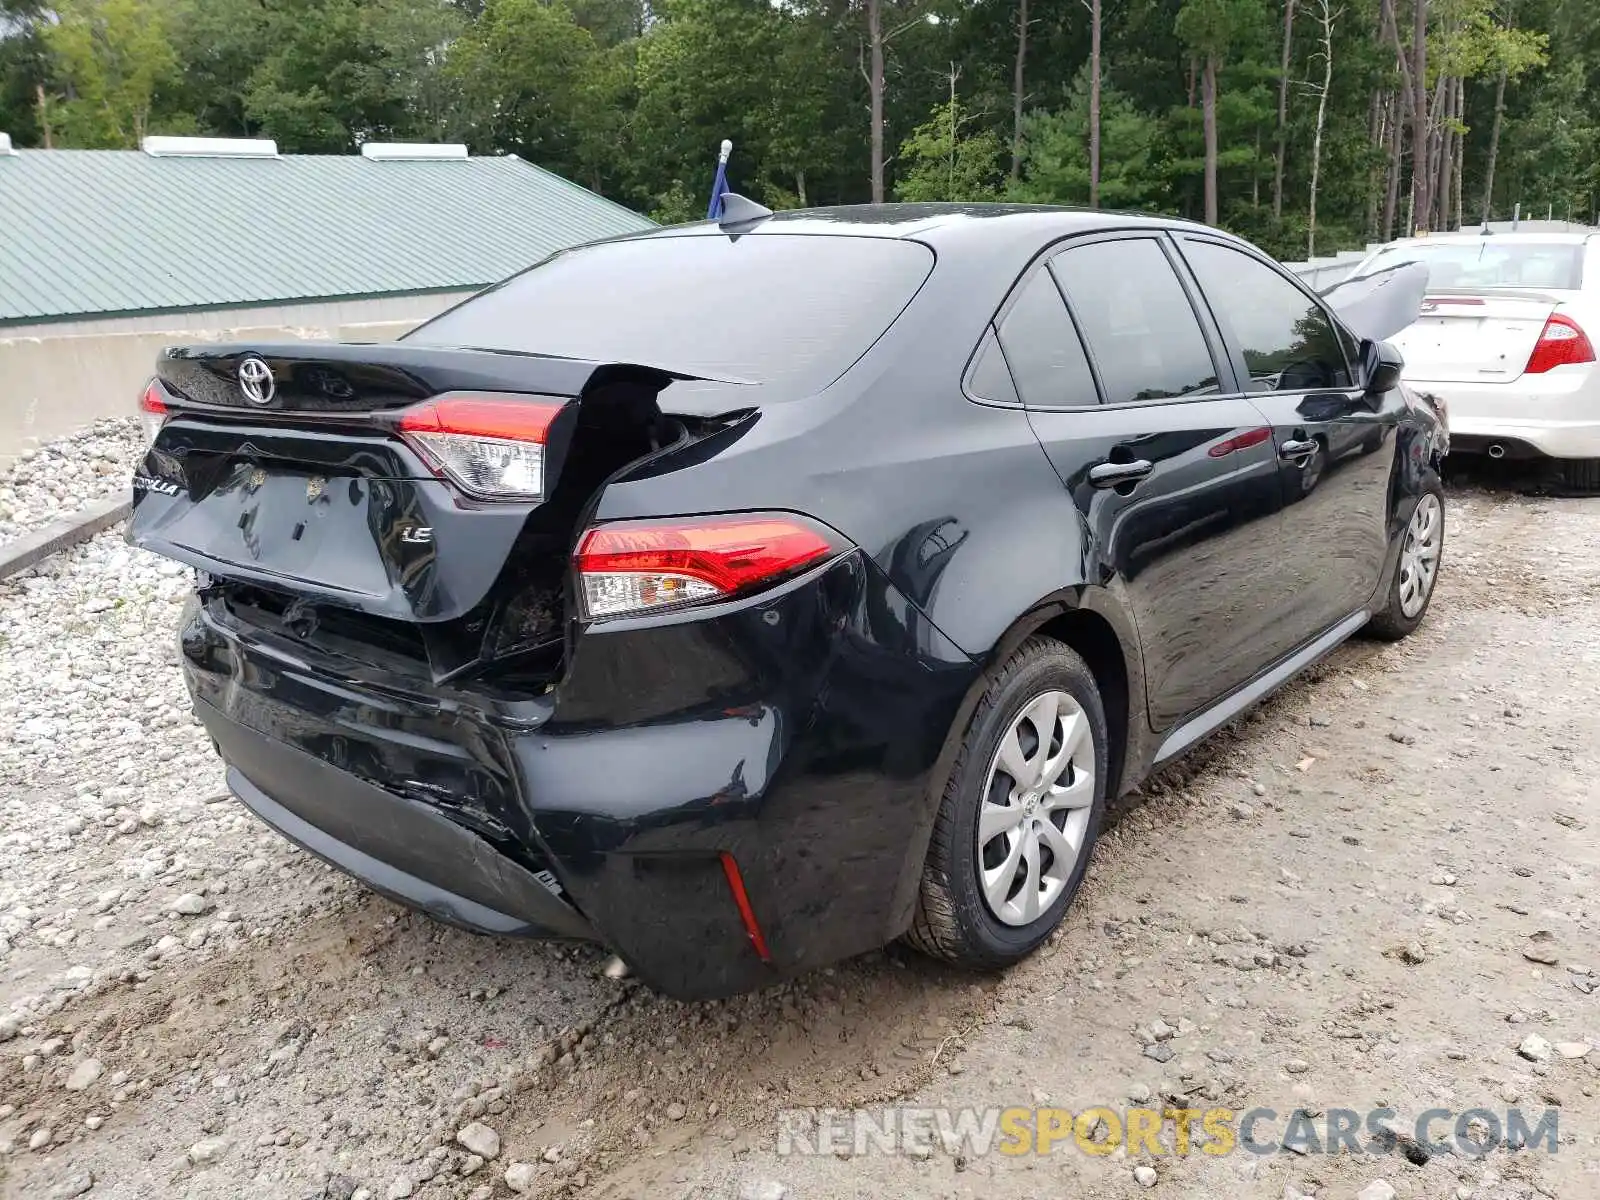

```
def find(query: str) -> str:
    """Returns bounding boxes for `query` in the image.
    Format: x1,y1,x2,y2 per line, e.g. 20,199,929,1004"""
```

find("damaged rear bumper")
180,554,978,999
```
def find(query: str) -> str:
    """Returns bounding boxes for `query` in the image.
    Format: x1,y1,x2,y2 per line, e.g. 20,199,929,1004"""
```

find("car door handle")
1088,459,1154,488
1279,438,1318,459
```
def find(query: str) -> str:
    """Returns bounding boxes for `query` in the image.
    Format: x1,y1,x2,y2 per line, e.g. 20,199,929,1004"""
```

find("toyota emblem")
238,356,276,406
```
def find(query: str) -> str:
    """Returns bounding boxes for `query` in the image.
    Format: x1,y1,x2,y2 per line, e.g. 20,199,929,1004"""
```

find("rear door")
984,233,1284,731
1176,235,1397,644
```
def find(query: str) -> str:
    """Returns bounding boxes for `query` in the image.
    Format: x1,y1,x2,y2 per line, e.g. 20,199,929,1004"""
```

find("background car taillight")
574,513,847,620
397,392,568,501
1525,313,1596,374
138,380,168,446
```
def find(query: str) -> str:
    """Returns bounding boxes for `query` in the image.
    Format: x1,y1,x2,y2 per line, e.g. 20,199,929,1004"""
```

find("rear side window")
1181,239,1354,391
1050,239,1221,405
408,234,935,396
968,327,1021,405
994,269,1099,407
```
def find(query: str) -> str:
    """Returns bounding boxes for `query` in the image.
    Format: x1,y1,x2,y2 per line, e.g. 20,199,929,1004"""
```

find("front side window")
1049,239,1220,405
1181,239,1353,392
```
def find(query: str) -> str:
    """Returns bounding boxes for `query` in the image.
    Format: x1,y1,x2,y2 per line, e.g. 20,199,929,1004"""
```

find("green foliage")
1175,0,1261,60
4,0,1598,254
894,98,1004,202
450,0,602,177
1011,71,1173,212
42,0,189,146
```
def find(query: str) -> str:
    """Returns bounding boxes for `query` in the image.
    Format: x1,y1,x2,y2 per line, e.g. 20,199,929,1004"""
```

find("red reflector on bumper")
719,851,772,962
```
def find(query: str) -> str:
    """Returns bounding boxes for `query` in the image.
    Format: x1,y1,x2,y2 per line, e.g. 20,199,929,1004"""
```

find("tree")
1273,0,1295,219
216,0,464,153
895,86,1004,201
451,0,602,179
1305,0,1336,256
1012,70,1171,211
860,0,939,203
42,0,188,147
1477,0,1548,220
1085,0,1103,205
1176,0,1257,225
1011,0,1029,182
1411,0,1430,231
626,0,855,213
0,0,52,146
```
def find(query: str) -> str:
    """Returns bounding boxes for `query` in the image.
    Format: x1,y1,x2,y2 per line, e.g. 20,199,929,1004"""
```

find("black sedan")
128,202,1446,999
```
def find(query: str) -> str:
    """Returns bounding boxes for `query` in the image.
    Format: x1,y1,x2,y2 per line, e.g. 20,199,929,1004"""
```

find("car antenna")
717,193,774,232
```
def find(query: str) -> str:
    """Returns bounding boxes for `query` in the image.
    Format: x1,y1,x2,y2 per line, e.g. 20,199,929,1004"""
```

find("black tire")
1365,478,1445,641
1559,458,1600,494
905,637,1109,969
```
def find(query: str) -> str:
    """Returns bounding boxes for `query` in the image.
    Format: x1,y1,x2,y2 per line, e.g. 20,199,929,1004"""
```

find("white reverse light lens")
581,572,722,618
410,432,545,500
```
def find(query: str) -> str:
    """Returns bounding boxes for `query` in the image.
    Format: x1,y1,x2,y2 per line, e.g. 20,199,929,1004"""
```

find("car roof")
624,202,1222,249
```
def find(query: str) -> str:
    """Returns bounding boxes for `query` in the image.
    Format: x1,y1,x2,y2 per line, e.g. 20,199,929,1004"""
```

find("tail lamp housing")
574,513,847,620
396,393,568,501
1525,313,1596,375
138,380,169,446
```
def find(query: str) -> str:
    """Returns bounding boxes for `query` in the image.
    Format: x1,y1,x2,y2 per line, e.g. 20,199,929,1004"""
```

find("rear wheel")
1365,482,1444,641
906,637,1108,969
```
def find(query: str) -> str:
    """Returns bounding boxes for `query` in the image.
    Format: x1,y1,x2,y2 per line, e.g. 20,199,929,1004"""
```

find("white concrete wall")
0,292,474,469
1282,248,1375,290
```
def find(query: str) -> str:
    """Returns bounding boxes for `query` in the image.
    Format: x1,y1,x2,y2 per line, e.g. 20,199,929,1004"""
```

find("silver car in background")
1347,231,1600,488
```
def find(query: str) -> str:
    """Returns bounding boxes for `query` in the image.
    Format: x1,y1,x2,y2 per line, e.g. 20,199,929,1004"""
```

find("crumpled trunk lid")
130,341,751,685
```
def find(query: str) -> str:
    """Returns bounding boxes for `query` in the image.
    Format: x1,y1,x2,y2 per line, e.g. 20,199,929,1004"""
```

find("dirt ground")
3,476,1598,1200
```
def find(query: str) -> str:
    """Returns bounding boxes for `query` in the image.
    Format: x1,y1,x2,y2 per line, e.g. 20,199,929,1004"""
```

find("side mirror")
1362,338,1404,393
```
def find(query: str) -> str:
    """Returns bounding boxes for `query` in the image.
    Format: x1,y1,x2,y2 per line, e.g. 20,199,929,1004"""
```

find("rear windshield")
1362,240,1585,291
407,233,935,394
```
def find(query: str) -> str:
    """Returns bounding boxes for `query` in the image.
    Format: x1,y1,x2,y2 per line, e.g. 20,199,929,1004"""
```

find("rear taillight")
397,392,568,500
574,513,846,620
1525,313,1596,374
139,380,168,446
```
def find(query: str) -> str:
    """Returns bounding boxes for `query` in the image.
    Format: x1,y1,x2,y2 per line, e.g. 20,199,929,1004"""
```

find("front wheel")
906,637,1108,969
1365,482,1444,641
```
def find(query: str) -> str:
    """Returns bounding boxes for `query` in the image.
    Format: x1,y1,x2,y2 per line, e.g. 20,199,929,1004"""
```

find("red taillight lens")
138,379,168,446
396,392,568,500
1525,313,1596,374
573,513,845,620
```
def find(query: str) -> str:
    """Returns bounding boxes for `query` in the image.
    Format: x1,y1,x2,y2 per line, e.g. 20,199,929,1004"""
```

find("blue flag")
707,139,733,220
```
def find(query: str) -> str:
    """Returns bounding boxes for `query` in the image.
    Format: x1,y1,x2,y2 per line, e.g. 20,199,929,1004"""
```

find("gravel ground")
0,420,145,546
1,471,1597,1200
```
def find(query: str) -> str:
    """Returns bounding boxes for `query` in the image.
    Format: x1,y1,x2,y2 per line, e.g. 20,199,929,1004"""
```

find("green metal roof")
0,150,655,325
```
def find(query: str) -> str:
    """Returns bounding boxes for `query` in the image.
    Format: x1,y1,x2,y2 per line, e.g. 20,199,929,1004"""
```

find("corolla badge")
132,474,181,497
238,356,276,406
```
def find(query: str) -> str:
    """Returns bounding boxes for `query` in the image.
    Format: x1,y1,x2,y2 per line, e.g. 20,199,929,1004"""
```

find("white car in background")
1346,231,1600,488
